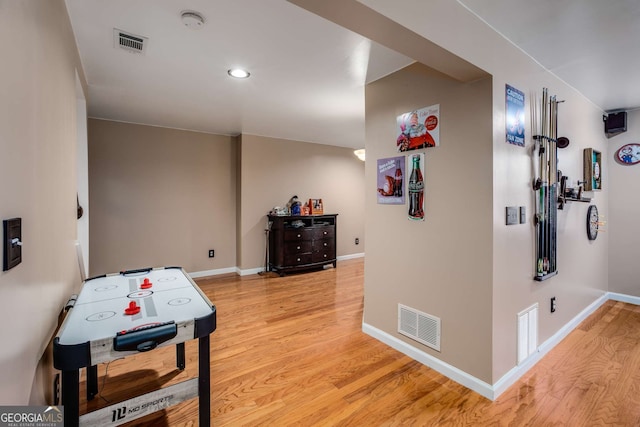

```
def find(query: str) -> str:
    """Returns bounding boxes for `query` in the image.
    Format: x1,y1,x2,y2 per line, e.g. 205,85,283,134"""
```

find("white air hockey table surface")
54,266,216,427
57,267,213,347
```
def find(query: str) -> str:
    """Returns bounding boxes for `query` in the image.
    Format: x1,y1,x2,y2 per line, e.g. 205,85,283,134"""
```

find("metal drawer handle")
297,258,301,262
323,254,327,258
323,231,327,235
323,242,327,247
297,234,301,238
297,246,301,250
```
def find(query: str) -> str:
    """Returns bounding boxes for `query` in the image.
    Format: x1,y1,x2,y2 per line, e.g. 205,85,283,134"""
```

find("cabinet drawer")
312,250,335,263
284,228,313,241
284,241,312,255
284,253,313,266
313,239,333,251
310,227,334,239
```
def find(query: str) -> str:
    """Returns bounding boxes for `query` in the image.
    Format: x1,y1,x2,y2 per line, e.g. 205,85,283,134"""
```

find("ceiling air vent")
113,29,147,54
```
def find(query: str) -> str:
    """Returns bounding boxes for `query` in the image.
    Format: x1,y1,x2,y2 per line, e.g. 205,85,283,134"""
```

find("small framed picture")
309,199,323,215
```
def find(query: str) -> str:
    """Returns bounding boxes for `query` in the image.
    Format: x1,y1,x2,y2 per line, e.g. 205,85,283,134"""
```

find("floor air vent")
114,29,147,54
398,304,441,351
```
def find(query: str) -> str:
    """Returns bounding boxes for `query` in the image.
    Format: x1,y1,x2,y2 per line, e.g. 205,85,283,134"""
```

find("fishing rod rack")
532,88,560,281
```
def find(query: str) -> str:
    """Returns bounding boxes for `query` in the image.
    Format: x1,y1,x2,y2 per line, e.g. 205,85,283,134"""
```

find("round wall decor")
615,143,640,165
587,205,599,241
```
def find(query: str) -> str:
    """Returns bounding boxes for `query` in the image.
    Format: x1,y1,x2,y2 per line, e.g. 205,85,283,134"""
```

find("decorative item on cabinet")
583,148,602,191
309,199,323,215
267,214,337,276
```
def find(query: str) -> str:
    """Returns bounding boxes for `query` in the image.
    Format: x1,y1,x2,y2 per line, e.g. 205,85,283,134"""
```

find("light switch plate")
506,207,518,225
3,218,22,271
520,206,526,224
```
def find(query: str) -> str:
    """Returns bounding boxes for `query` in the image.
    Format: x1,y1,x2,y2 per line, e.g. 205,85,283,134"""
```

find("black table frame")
53,267,216,427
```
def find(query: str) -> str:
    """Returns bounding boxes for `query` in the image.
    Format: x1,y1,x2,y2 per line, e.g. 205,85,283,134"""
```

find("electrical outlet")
550,297,557,313
208,249,215,258
355,238,359,245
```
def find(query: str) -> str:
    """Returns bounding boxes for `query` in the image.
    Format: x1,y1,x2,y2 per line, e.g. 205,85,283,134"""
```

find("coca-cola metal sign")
396,104,440,152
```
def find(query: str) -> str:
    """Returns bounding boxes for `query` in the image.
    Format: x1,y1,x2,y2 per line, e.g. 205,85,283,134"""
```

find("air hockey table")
53,267,216,427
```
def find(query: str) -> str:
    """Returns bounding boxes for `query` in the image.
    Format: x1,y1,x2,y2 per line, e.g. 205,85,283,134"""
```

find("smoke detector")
181,11,205,29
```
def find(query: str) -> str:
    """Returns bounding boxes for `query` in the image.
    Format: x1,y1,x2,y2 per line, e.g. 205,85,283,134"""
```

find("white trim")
237,267,265,276
362,323,494,399
493,292,608,398
607,292,640,305
338,252,364,261
188,267,237,279
363,291,633,401
191,254,365,279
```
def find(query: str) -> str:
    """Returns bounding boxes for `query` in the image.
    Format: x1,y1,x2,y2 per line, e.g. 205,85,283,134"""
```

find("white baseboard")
492,292,609,398
607,292,640,305
362,323,495,399
338,252,364,261
188,267,237,279
363,291,635,401
191,254,365,278
190,266,265,277
237,267,265,276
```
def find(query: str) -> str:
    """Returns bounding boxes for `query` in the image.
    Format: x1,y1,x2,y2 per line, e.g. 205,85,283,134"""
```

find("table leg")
198,336,210,427
176,342,185,370
87,365,98,400
61,369,79,427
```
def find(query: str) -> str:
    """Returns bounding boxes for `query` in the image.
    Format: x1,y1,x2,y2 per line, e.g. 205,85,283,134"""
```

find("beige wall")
365,63,494,382
89,127,364,275
238,135,365,271
0,0,85,404
88,119,237,275
2,0,620,407
359,0,609,385
491,74,609,381
609,109,640,296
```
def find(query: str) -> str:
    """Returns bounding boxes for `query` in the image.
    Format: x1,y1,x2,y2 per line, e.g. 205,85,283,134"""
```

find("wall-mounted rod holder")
532,88,560,281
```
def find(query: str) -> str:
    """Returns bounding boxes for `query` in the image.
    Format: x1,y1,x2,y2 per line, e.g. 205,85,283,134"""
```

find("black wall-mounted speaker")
604,111,627,137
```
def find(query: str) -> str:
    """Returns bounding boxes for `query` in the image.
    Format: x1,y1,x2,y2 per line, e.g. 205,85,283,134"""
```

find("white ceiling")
458,0,640,113
65,0,640,149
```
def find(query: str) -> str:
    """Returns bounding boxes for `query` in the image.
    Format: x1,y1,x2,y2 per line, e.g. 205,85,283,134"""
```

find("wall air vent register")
398,304,441,351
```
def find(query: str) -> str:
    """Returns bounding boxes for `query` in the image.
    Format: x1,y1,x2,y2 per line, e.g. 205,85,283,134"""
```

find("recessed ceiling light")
228,68,250,79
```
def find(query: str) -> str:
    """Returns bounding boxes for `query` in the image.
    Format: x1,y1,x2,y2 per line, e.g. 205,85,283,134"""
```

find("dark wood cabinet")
268,214,337,276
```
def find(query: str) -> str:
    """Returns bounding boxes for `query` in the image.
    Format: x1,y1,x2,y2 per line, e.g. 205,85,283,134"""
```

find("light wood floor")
79,258,640,426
